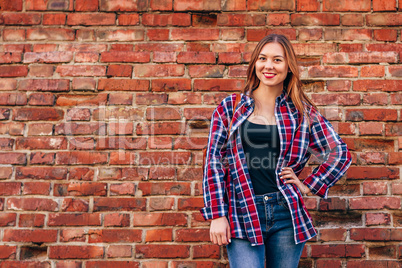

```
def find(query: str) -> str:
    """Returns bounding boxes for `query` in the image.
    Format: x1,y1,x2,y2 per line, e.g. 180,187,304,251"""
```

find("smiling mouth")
263,73,276,78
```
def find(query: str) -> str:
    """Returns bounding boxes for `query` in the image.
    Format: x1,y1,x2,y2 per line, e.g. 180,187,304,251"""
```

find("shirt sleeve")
200,104,230,220
302,107,352,199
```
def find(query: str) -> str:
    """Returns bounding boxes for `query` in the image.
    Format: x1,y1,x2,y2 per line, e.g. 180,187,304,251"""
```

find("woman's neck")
253,85,283,106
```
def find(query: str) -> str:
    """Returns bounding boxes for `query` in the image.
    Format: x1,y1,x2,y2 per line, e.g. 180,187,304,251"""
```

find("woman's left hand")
279,167,311,195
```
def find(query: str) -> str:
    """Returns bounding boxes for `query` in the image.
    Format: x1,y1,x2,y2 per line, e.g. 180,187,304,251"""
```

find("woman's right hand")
210,216,231,245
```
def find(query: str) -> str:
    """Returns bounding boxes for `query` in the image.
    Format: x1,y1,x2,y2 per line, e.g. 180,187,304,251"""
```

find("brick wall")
0,0,401,267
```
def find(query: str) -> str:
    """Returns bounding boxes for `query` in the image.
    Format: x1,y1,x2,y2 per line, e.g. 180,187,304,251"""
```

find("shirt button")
264,196,269,201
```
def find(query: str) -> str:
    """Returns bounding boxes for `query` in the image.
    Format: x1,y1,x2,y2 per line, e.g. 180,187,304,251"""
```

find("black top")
240,119,281,195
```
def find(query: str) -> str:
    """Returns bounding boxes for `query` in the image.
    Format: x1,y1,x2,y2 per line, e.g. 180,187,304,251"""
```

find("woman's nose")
264,60,274,69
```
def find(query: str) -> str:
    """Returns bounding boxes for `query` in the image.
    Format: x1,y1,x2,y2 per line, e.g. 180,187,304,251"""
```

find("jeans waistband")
255,191,285,204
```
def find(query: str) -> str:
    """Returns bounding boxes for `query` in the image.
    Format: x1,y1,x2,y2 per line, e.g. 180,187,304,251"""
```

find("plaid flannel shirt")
201,90,352,245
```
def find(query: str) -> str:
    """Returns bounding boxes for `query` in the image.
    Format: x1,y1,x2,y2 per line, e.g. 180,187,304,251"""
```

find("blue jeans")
226,191,305,268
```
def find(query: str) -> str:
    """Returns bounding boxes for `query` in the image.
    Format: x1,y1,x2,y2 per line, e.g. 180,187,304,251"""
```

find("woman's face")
254,42,289,91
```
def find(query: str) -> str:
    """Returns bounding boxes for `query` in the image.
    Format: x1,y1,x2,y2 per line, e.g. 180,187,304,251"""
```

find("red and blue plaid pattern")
201,90,352,245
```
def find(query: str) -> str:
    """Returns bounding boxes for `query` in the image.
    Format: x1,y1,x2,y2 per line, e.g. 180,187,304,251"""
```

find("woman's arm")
302,107,352,199
200,105,230,220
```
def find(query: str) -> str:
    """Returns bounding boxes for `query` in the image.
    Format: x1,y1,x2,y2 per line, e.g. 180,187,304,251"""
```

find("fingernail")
229,239,231,243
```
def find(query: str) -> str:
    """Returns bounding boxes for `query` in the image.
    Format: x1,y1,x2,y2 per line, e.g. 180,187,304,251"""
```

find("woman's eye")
275,59,282,62
259,57,265,60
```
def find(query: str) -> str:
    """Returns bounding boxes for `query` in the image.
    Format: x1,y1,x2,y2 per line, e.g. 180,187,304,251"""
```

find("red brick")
27,28,75,41
49,246,104,259
98,79,149,91
104,213,130,227
0,245,17,259
99,0,147,11
133,213,187,226
108,122,134,135
341,14,364,26
145,229,173,242
29,65,55,77
110,183,136,196
247,28,296,41
346,109,398,121
359,152,385,164
56,65,106,77
265,14,289,26
389,66,402,77
171,29,219,41
56,94,107,106
94,198,146,212
177,52,215,64
75,0,99,11
0,213,17,227
16,137,67,150
217,14,265,26
153,52,176,63
175,229,209,242
194,79,245,91
150,0,172,10
61,198,89,212
101,51,149,63
152,79,191,92
0,0,22,11
221,28,245,41
0,93,27,106
149,197,175,211
374,29,398,42
319,228,347,241
2,13,41,25
0,138,14,151
0,122,25,136
392,183,402,195
353,80,401,92
323,0,370,11
136,245,190,258
18,214,45,227
106,65,132,77
366,213,391,226
89,229,141,243
23,182,50,195
0,78,18,90
136,122,184,135
373,0,397,11
178,197,204,211
60,229,86,242
0,65,28,77
18,79,69,91
308,66,358,78
54,182,107,196
291,13,339,26
0,52,22,64
386,123,402,137
367,14,402,26
7,197,58,211
107,245,132,258
28,93,55,106
0,153,26,164
363,181,388,195
361,65,385,77
87,261,139,268
297,0,319,11
56,152,108,165
108,93,133,105
0,167,13,179
248,0,295,11
135,64,185,77
16,167,67,180
4,229,57,243
174,0,220,11
118,14,140,25
138,182,191,196
349,197,400,210
49,213,101,226
193,245,220,259
325,29,372,41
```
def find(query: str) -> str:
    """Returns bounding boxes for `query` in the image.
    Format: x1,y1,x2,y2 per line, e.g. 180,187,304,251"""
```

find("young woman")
201,34,352,268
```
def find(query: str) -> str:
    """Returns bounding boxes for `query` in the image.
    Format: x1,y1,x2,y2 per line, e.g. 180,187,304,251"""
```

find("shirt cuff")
303,174,329,199
200,203,228,221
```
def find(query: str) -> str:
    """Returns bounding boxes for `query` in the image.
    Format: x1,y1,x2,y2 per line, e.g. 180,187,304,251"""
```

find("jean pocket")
278,199,289,210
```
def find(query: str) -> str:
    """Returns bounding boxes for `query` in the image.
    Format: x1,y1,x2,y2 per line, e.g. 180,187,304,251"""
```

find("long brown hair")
243,34,317,131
